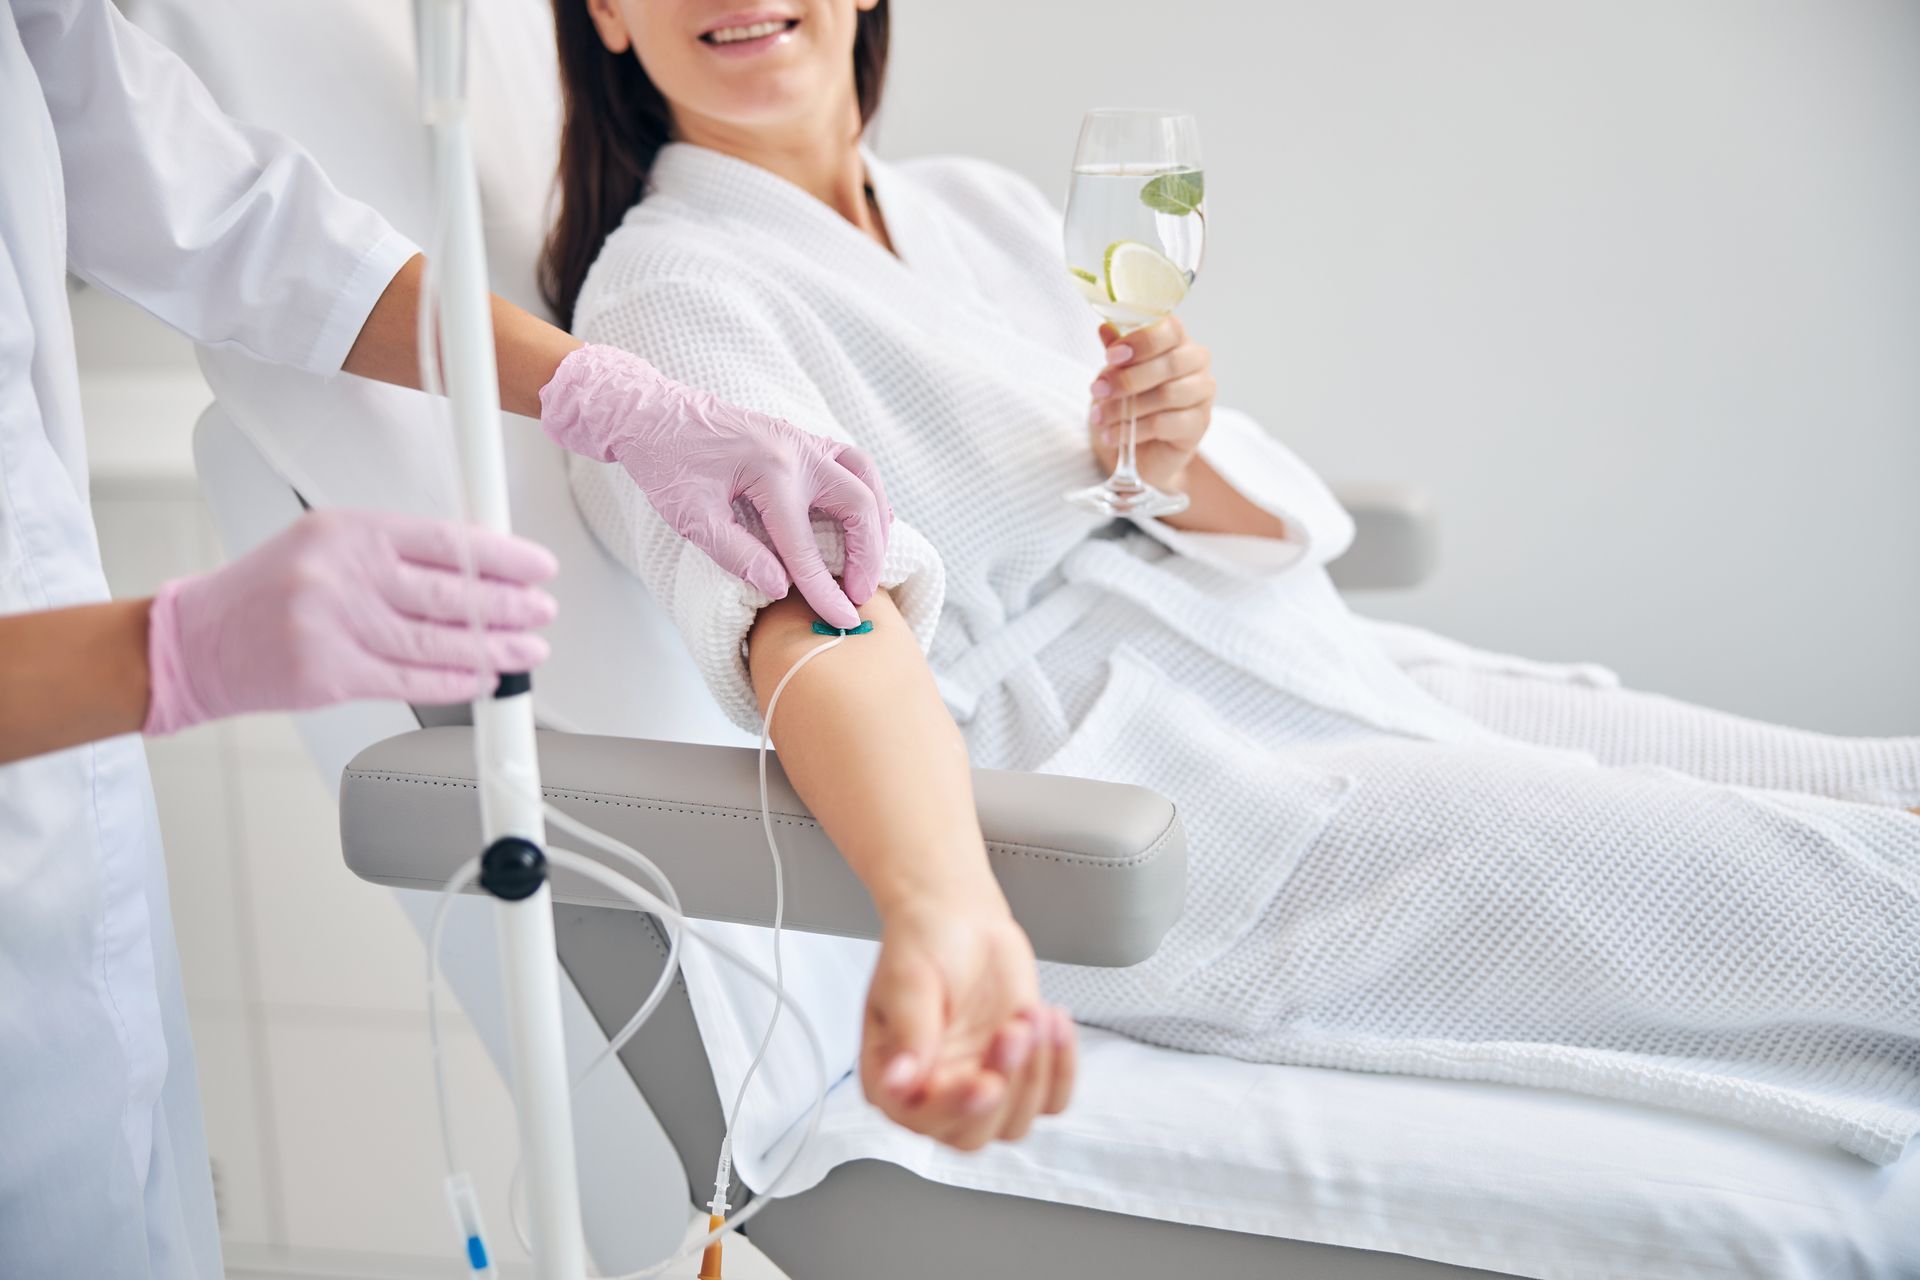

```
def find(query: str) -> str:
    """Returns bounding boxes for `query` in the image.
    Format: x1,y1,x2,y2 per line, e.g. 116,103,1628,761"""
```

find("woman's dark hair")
541,2,891,329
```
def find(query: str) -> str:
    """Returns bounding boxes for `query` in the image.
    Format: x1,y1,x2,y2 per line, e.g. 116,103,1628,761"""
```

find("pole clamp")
478,836,546,901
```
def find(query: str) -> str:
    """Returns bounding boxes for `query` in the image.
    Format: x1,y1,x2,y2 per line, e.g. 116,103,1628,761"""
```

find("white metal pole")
418,2,585,1276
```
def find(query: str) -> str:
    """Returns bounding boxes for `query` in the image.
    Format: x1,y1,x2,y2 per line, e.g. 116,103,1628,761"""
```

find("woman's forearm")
1162,458,1289,538
747,589,1004,918
0,600,151,765
341,254,583,419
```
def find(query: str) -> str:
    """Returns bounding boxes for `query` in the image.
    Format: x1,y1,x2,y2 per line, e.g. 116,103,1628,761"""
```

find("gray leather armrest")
1327,481,1437,591
341,727,1185,967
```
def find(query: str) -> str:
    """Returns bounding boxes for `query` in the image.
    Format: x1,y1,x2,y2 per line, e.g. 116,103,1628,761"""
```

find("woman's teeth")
706,19,792,44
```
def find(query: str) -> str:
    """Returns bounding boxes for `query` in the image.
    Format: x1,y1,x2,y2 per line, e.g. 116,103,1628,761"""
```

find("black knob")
478,836,546,901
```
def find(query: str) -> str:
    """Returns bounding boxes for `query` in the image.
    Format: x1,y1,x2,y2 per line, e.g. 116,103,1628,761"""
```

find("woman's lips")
699,15,800,57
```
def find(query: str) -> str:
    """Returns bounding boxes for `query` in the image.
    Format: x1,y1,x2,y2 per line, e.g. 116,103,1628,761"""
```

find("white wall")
875,0,1920,736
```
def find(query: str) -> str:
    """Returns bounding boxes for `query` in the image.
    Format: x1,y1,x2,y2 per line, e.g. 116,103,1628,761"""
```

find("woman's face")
585,0,877,137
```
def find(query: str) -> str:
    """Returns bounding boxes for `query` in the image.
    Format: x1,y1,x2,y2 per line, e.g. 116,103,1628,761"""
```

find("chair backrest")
130,0,751,753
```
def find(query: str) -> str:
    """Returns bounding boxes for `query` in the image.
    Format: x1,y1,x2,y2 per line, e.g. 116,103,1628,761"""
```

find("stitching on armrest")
344,768,1181,871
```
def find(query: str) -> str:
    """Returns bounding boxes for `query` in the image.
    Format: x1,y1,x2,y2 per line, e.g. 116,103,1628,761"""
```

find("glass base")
1063,477,1191,519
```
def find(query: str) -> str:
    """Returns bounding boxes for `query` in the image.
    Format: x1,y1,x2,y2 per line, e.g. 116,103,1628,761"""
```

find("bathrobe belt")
936,582,1103,723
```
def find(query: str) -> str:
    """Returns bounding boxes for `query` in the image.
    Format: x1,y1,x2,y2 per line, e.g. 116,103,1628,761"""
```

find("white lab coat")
0,2,414,1273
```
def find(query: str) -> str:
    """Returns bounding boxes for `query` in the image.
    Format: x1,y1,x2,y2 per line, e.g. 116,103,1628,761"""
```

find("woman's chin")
685,76,831,136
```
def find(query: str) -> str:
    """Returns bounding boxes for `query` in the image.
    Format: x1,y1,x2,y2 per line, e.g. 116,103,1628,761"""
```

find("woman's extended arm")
748,590,1076,1149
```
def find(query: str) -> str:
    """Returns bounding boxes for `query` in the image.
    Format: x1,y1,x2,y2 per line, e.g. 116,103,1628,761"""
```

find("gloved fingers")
382,561,560,630
381,514,561,585
820,449,889,605
689,517,792,602
833,445,892,528
359,612,551,676
750,488,861,630
387,666,491,707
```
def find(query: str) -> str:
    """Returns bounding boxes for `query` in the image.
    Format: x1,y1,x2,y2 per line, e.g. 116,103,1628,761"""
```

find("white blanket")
568,143,1920,1169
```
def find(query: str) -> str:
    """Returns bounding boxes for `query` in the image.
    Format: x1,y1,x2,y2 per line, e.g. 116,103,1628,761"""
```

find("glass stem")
1110,392,1143,493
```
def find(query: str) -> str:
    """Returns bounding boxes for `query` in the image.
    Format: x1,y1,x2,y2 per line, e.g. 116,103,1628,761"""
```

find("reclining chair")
142,2,1919,1276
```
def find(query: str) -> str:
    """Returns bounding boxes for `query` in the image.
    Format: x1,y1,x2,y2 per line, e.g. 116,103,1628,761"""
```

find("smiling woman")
537,0,1920,1192
700,14,802,53
542,0,891,329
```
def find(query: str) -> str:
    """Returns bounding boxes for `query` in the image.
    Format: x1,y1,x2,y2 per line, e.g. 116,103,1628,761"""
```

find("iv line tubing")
714,633,846,1206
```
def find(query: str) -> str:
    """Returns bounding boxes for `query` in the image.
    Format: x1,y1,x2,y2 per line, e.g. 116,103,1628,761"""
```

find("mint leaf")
1139,170,1204,217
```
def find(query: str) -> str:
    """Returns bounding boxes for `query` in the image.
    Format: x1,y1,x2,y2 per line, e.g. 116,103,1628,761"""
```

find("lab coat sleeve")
15,0,418,374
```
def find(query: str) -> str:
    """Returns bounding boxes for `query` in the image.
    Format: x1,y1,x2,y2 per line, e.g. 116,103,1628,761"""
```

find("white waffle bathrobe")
570,143,1920,1164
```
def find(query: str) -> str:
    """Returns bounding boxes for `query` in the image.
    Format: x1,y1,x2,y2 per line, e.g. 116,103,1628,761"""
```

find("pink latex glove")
538,344,890,630
144,510,559,736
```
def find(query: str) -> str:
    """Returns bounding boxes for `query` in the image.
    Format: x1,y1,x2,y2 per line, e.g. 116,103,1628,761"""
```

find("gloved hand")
538,343,889,630
144,509,558,736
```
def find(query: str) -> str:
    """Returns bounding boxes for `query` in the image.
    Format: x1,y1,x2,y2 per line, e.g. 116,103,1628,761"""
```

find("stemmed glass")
1062,109,1207,518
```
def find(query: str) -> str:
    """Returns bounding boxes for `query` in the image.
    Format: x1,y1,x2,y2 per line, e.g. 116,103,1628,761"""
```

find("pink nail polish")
1088,403,1103,426
1091,379,1111,399
882,1053,919,1091
1102,427,1118,447
1105,344,1133,366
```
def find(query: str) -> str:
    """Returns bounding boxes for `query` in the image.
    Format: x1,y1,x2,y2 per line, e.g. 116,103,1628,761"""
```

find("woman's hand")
1088,315,1216,492
859,892,1077,1151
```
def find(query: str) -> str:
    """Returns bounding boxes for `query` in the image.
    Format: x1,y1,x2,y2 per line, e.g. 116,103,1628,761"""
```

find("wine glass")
1062,108,1206,518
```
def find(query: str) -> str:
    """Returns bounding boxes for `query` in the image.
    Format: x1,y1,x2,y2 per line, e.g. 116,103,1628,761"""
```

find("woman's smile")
698,9,801,57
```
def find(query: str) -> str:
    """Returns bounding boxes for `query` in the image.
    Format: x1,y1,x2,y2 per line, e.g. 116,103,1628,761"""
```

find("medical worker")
0,0,891,1273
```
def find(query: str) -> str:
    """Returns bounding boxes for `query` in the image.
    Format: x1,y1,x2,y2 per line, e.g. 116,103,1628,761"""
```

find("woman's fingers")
992,1013,1052,1142
1040,1006,1078,1116
879,1059,997,1145
1120,371,1215,419
860,948,946,1117
1094,343,1208,402
930,1066,1016,1152
1102,314,1184,364
1128,405,1211,448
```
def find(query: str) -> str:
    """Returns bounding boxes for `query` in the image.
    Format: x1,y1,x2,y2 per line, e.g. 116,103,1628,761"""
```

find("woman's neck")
673,102,892,251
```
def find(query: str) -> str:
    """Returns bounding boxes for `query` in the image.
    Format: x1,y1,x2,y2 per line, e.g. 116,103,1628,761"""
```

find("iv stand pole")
417,2,587,1275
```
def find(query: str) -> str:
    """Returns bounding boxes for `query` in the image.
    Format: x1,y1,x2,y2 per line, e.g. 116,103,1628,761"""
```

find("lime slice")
1066,265,1107,305
1103,240,1188,315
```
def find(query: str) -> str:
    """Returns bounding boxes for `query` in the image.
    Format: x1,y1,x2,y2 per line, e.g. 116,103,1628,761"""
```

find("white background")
875,0,1920,735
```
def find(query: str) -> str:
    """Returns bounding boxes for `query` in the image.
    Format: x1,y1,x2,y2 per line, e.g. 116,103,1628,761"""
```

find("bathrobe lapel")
647,145,1099,402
